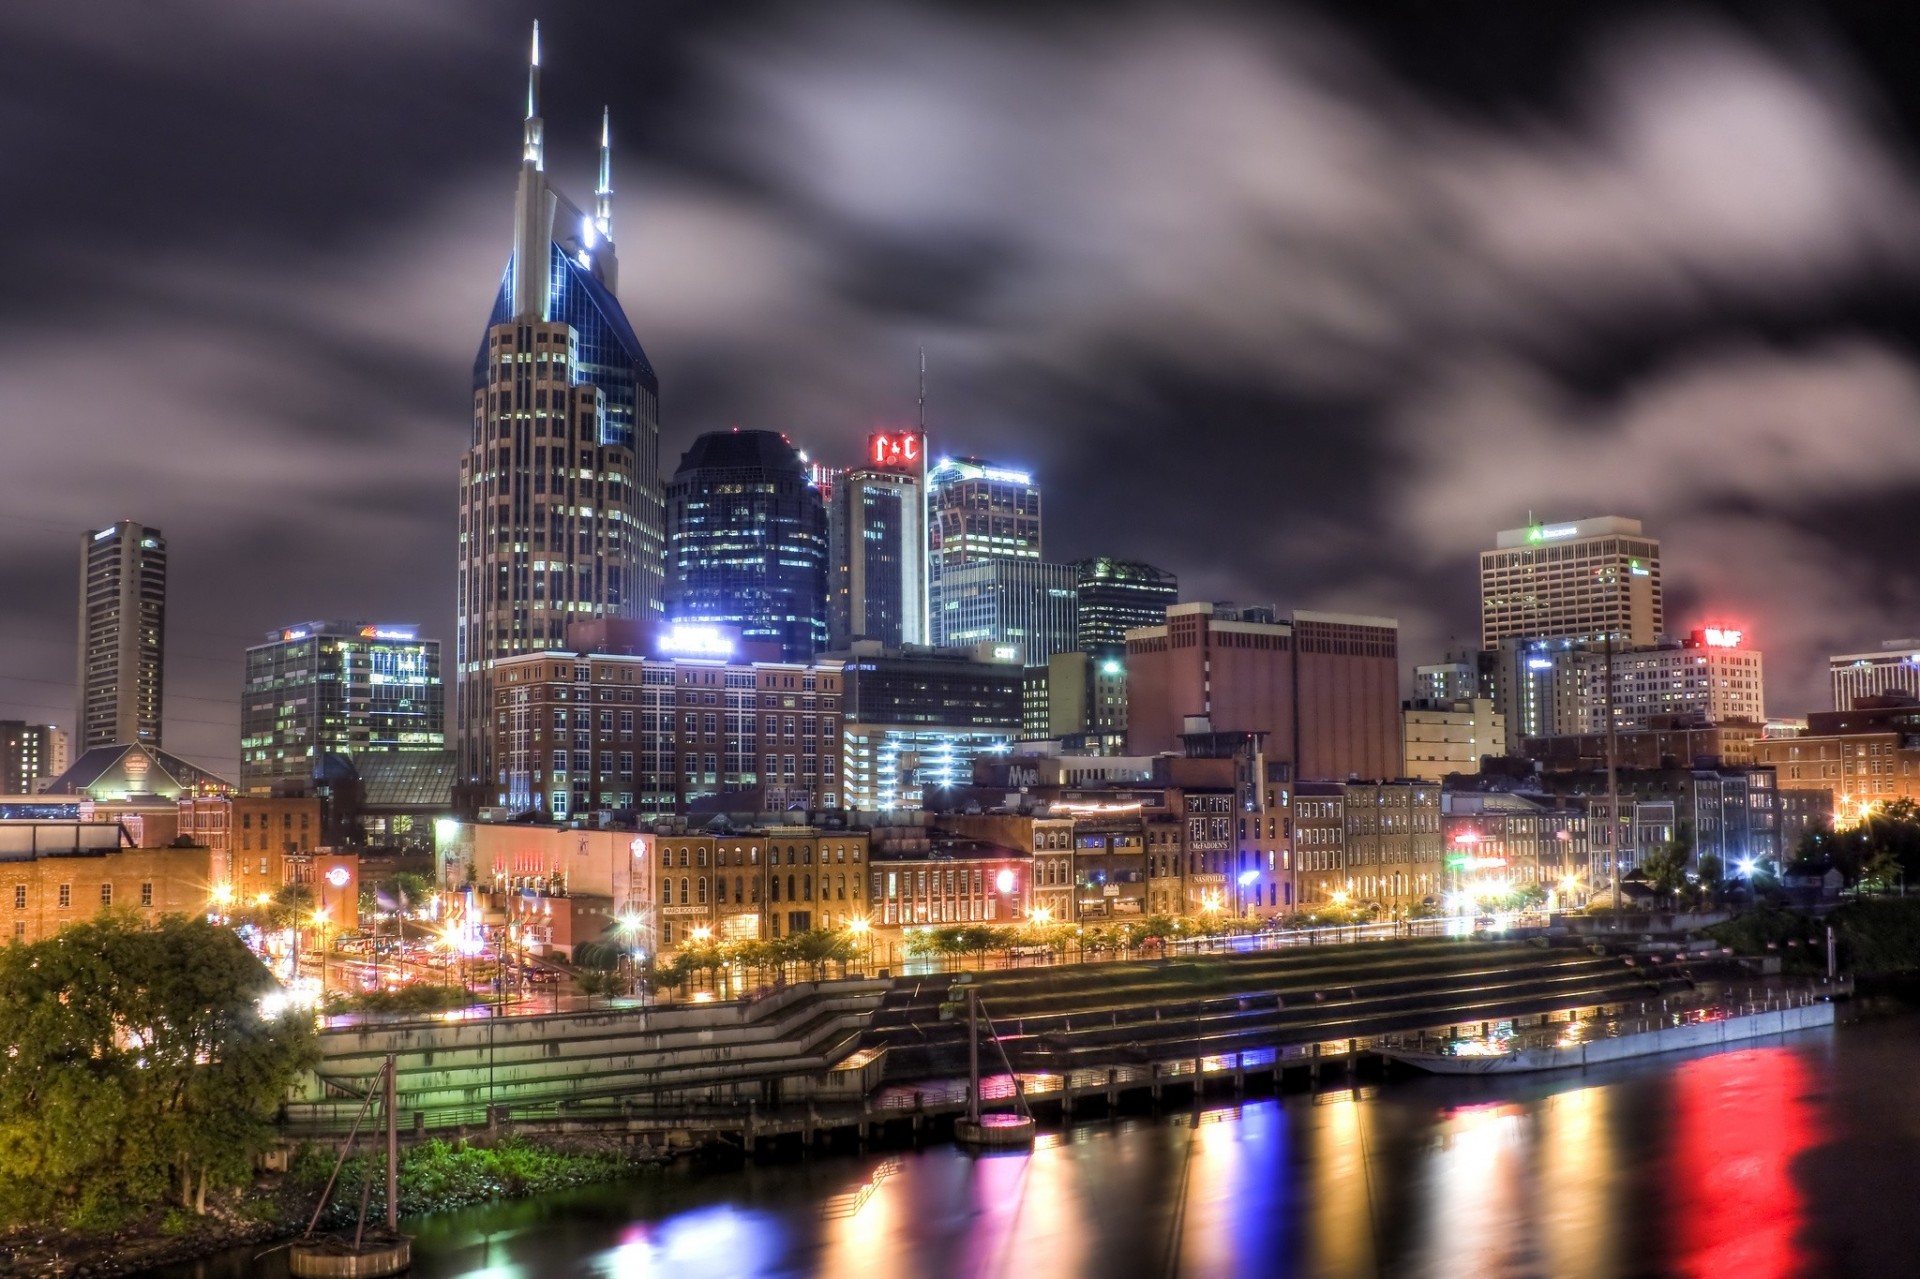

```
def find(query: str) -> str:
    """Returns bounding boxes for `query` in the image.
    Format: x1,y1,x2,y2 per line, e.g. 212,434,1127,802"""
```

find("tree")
0,914,316,1229
1696,853,1725,904
1639,845,1690,904
1858,847,1904,894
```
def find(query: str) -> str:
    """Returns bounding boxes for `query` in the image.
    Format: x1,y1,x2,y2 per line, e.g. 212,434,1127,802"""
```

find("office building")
78,520,166,751
1402,697,1505,781
0,723,68,794
240,623,445,796
665,430,829,662
1523,717,1765,771
489,622,843,819
827,431,928,649
1830,640,1920,710
1480,516,1662,649
457,28,663,781
1126,604,1400,781
1073,558,1177,653
935,559,1078,664
927,457,1041,644
836,642,1023,811
1414,653,1493,702
1044,650,1129,751
1494,629,1764,752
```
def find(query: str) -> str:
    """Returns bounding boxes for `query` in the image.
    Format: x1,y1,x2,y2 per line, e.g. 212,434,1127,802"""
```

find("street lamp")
1236,869,1260,921
847,916,871,972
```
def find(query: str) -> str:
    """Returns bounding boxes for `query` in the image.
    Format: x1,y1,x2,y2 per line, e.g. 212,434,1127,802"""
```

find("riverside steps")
865,938,1674,1080
278,938,1683,1152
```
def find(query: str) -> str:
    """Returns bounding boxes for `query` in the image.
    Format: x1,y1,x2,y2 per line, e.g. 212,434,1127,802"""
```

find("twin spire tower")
456,22,665,786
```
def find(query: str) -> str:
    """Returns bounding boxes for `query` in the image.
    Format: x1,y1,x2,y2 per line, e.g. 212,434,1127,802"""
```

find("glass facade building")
827,435,927,649
242,623,445,796
936,559,1079,665
1073,558,1178,654
456,32,663,781
666,430,829,663
927,457,1041,646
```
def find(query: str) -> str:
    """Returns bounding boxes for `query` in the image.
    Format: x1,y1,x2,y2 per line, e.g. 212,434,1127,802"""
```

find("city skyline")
9,3,1920,777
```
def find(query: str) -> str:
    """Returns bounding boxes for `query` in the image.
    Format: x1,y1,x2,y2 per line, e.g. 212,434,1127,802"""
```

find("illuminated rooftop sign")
868,431,925,472
931,458,1034,487
1525,525,1579,543
1702,628,1743,649
358,625,418,641
659,624,734,657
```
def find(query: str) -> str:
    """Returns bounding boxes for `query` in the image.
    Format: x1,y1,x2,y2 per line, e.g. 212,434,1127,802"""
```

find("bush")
329,985,476,1016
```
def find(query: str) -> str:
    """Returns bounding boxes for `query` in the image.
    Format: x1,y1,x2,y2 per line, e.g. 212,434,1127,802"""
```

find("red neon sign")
869,431,923,472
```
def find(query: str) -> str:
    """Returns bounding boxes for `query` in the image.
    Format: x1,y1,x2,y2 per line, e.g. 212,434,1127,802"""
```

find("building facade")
489,628,845,820
827,431,928,649
1402,697,1505,782
837,643,1023,811
78,520,166,751
934,559,1078,663
1479,515,1662,649
241,623,445,796
1125,603,1400,782
0,723,68,794
458,32,662,781
1829,641,1920,711
1073,558,1177,653
666,430,829,663
926,457,1041,643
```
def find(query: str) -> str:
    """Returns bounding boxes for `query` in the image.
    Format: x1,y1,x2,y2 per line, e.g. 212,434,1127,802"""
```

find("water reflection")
1668,1048,1813,1279
154,1028,1870,1279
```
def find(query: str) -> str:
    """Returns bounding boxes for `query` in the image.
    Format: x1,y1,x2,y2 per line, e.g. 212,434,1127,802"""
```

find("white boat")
1382,999,1835,1076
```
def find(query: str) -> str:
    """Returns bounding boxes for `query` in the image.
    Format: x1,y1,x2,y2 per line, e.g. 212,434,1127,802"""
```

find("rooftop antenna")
523,21,544,170
917,346,927,433
594,106,613,238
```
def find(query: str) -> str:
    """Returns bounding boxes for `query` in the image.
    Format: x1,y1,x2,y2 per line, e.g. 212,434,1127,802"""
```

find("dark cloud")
1,0,1918,774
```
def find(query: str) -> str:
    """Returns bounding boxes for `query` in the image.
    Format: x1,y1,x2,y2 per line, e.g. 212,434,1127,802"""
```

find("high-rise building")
1126,604,1401,781
665,430,828,663
1479,516,1662,649
935,559,1078,664
927,456,1041,644
1413,652,1493,702
78,520,166,751
1073,558,1177,654
240,623,446,796
827,431,927,649
457,25,663,782
1829,640,1920,710
0,722,67,794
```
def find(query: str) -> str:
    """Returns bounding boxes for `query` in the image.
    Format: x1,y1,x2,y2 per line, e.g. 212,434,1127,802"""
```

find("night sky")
6,0,1920,776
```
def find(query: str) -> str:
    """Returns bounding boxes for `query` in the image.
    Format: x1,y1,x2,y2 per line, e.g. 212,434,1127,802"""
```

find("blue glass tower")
666,430,829,662
456,24,665,780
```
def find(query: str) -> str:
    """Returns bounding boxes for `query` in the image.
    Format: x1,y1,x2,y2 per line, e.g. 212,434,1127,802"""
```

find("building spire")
523,21,544,170
595,106,613,238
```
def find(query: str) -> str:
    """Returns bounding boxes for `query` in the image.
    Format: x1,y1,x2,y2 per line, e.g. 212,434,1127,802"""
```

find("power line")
0,673,237,706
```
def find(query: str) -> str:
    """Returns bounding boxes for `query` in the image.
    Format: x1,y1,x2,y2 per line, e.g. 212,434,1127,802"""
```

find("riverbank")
3,1134,673,1279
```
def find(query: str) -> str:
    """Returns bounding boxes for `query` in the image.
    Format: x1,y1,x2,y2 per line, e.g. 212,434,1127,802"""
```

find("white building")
1480,515,1662,649
1829,640,1920,710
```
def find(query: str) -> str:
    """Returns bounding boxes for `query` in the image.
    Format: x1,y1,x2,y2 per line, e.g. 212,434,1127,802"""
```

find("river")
153,1011,1918,1278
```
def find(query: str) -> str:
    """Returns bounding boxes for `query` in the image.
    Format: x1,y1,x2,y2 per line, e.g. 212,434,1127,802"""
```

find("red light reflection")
1670,1047,1814,1278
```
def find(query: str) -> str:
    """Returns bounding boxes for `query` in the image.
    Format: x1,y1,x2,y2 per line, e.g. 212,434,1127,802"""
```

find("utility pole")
1606,634,1622,915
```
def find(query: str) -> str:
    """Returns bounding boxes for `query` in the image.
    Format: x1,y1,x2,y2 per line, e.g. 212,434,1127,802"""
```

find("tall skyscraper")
78,520,165,750
1479,516,1662,648
1073,558,1178,653
457,25,663,780
827,431,928,649
927,456,1041,646
665,430,829,662
241,623,446,796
